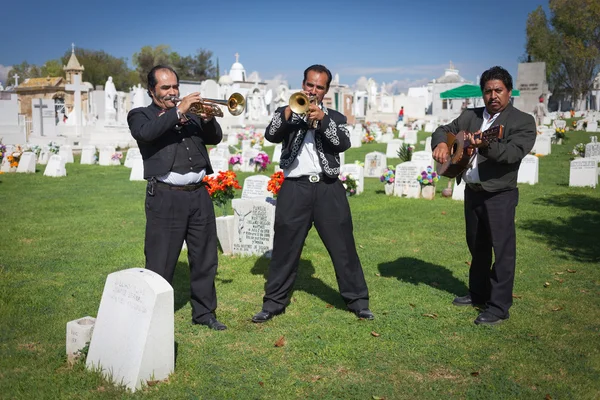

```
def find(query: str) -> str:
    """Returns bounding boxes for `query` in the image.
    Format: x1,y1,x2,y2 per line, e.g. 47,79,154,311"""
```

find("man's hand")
433,142,450,164
177,92,202,115
466,130,484,148
307,104,325,122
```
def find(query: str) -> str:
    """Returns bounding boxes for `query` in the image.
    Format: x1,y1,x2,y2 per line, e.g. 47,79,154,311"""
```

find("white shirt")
463,109,500,184
284,128,322,178
158,169,206,185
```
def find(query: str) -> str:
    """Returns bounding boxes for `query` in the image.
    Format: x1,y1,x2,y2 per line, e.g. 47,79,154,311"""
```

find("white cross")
71,42,75,53
33,99,49,136
13,73,20,87
65,74,87,136
235,52,239,63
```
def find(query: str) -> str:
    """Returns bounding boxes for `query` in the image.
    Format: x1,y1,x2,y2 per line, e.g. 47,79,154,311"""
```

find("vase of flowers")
553,127,566,145
417,166,439,200
229,154,242,171
110,152,123,166
48,141,60,155
251,152,270,172
267,171,284,198
203,170,242,255
572,143,585,158
380,166,395,196
339,172,358,196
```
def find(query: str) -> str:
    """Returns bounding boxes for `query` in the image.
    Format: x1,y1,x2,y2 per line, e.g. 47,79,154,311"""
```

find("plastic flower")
202,170,242,215
339,172,357,195
48,141,60,154
416,166,439,186
380,166,395,184
267,171,285,197
251,152,270,171
229,154,242,165
111,152,123,161
572,143,585,157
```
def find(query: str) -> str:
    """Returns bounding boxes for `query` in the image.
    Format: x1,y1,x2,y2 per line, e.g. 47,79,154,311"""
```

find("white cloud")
0,65,12,85
352,77,431,94
340,64,449,77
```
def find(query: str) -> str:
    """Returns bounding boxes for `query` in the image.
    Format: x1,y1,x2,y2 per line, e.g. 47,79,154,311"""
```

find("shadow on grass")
172,260,234,313
251,257,347,310
378,257,468,296
522,193,600,263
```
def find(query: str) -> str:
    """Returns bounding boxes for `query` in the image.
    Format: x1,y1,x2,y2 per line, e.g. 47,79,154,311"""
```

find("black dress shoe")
452,294,474,306
252,309,285,323
474,311,507,326
354,309,375,320
198,317,227,331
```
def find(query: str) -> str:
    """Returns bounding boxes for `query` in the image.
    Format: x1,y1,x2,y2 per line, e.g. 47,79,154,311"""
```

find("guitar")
435,125,504,178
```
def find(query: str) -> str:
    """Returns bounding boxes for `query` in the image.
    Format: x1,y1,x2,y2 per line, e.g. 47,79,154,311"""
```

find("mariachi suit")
128,102,223,324
261,106,370,313
431,103,536,318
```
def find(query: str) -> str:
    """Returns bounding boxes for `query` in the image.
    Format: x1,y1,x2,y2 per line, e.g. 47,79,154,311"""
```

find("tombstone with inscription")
124,148,141,168
585,136,600,161
241,175,271,200
232,198,276,257
66,316,96,364
209,156,228,176
340,164,364,195
86,268,174,392
272,143,283,164
129,158,144,181
452,178,465,201
59,145,74,164
514,62,549,118
80,145,97,165
364,151,387,178
43,155,67,177
16,152,36,173
569,158,598,188
38,146,50,165
99,146,116,166
411,151,434,174
241,148,259,172
394,161,421,198
533,135,551,156
586,122,598,133
517,154,539,185
403,130,418,145
31,98,57,137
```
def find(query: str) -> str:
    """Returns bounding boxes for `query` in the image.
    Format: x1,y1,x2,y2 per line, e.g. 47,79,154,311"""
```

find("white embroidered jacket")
264,106,351,177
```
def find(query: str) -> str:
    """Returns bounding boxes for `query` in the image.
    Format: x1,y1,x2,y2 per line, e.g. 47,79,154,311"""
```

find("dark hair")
147,65,179,97
480,66,513,92
303,64,332,90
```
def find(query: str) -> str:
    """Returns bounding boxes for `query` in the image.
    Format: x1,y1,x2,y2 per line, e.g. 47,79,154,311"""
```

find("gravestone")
533,135,551,156
232,198,276,257
364,151,387,178
80,145,97,165
339,151,345,166
227,133,238,146
43,155,67,177
0,156,12,173
411,151,434,174
514,62,548,117
214,143,231,160
425,137,432,153
272,143,283,163
59,145,74,164
16,152,36,173
569,159,598,188
379,132,394,143
99,146,116,166
241,139,252,151
517,154,539,185
452,179,465,201
124,148,141,168
386,139,404,158
584,137,600,161
340,164,364,195
86,268,174,393
403,130,418,145
554,120,566,129
394,161,421,198
241,175,271,200
350,125,362,148
586,122,598,133
129,158,144,181
423,122,435,133
241,148,259,172
209,156,228,176
66,316,95,364
31,98,56,137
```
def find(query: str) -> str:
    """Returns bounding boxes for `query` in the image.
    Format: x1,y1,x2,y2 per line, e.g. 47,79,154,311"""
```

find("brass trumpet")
289,92,319,128
165,92,246,118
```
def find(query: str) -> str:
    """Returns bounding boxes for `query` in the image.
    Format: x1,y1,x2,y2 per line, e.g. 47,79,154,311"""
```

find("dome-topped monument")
229,53,246,82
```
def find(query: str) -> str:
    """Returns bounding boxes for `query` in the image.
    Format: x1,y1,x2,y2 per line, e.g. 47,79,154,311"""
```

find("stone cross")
13,73,20,87
235,52,239,62
33,99,48,136
65,74,86,136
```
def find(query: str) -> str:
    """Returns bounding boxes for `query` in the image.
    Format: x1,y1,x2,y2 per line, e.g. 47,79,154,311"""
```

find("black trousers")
144,182,219,324
464,186,519,318
262,177,369,313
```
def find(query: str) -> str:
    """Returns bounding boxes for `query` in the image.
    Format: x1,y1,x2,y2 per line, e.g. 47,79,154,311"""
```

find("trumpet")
289,92,318,128
164,92,245,118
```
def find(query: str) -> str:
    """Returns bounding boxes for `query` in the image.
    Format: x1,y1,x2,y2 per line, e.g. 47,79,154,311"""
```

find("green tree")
61,48,138,91
40,59,64,78
193,49,216,81
6,61,41,85
525,1,600,108
132,45,171,87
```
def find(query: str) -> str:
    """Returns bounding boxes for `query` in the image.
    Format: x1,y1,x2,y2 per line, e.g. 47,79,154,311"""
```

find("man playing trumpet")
252,64,373,323
128,65,227,331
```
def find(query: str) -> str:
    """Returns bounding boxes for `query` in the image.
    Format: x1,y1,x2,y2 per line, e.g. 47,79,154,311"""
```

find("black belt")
155,181,207,191
285,173,336,183
467,183,485,192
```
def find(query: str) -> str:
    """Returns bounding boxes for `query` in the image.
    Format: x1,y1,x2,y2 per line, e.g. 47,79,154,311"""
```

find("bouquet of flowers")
417,166,439,186
380,166,395,184
267,171,284,198
48,141,60,154
0,141,6,162
25,144,42,156
555,127,566,139
361,132,375,143
236,132,249,141
6,145,23,168
111,152,123,161
354,160,364,167
251,131,264,147
203,170,242,216
251,152,270,172
229,154,242,166
572,143,585,158
339,172,358,196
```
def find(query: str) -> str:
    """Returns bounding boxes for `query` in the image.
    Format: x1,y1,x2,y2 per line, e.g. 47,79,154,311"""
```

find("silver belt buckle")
308,174,320,183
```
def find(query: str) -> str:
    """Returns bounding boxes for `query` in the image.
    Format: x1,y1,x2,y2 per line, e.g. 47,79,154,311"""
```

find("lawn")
0,130,598,399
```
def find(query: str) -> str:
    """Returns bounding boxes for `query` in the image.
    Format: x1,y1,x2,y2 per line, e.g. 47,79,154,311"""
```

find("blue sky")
1,0,548,91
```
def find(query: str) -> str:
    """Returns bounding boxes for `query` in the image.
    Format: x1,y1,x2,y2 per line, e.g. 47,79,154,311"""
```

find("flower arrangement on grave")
361,132,375,143
354,160,364,167
236,132,249,141
267,171,285,198
111,152,123,161
572,143,585,158
48,141,60,155
203,170,242,216
251,131,264,147
0,141,6,163
339,172,357,196
26,144,42,156
555,127,566,139
229,154,242,165
397,143,414,162
6,145,23,168
380,165,395,184
417,166,439,186
251,152,270,172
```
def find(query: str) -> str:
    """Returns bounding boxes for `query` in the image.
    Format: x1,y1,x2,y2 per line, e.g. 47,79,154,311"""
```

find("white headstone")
241,175,271,200
31,98,56,137
59,145,74,164
272,143,283,163
241,139,252,151
99,146,116,166
214,143,231,160
379,133,394,143
403,130,418,145
553,120,566,129
38,147,50,165
0,155,11,172
386,139,404,159
129,158,145,181
209,156,229,176
86,268,174,392
241,148,259,172
65,74,87,136
584,138,600,161
425,137,432,153
340,164,364,195
394,161,421,198
350,126,363,148
569,159,598,188
227,133,238,146
452,179,465,201
533,135,551,155
232,198,276,257
364,151,387,178
517,154,539,185
411,151,434,174
586,122,598,132
43,155,67,177
66,316,95,364
16,152,36,173
80,145,97,165
124,148,141,168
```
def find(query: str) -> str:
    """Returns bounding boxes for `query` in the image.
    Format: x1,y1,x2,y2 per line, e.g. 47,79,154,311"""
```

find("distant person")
128,65,226,331
533,96,547,126
251,64,373,323
397,106,404,122
431,66,536,326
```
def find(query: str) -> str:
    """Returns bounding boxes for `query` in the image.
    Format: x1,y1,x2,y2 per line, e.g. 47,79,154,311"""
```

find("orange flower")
267,171,285,197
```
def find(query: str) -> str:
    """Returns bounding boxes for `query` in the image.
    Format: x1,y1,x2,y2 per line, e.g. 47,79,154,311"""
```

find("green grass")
0,130,599,399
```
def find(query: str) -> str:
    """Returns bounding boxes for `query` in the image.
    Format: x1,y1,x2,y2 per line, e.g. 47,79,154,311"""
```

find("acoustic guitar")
435,125,504,178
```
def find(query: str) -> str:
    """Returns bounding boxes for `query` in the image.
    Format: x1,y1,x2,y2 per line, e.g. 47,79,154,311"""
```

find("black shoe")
452,294,484,307
354,309,375,320
198,317,227,331
252,309,285,323
474,311,507,326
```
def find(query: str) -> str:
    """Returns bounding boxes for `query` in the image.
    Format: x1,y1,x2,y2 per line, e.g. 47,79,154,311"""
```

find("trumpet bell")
289,92,311,115
227,92,245,116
